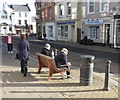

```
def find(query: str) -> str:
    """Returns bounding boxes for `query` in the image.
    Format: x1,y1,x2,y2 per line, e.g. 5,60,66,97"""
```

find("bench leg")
38,66,42,74
60,72,65,79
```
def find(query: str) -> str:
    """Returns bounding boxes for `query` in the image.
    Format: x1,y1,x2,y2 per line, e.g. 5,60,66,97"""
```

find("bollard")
54,49,57,56
103,60,111,91
80,55,95,86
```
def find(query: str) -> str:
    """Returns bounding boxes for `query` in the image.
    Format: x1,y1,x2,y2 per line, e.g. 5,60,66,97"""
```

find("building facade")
0,2,14,35
35,0,83,42
0,2,36,35
9,4,31,34
82,0,120,47
55,1,82,42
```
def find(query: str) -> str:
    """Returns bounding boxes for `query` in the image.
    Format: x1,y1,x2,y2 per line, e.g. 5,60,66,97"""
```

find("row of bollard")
53,49,111,91
80,55,111,91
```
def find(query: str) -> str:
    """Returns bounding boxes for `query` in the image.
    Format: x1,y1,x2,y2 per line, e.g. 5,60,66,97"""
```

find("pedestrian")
17,34,30,76
55,48,74,79
41,43,54,58
5,33,14,53
43,33,46,40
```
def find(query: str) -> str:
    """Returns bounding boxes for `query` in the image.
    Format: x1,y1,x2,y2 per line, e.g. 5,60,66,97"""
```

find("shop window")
89,26,100,39
61,26,68,37
48,26,53,37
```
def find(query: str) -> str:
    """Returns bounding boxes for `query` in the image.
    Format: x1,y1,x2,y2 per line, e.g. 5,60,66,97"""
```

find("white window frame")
87,0,95,14
100,0,109,12
59,4,64,16
67,2,71,15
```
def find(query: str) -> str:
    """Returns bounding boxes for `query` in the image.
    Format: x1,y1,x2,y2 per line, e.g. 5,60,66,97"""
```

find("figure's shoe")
8,51,10,53
23,68,28,77
67,75,74,79
11,51,13,53
21,69,24,73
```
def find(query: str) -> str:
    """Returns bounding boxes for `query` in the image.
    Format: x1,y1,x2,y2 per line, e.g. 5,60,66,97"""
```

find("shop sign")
84,20,103,25
57,22,75,25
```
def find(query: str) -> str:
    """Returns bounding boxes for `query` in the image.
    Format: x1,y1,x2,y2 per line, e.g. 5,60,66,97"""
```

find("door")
105,24,110,45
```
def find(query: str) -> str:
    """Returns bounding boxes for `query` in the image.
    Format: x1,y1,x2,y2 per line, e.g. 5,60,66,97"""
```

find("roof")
9,4,31,12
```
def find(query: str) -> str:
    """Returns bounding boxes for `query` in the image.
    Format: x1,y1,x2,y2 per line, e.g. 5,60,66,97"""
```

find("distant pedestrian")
17,34,30,76
5,33,14,53
55,48,74,79
43,33,46,40
41,43,54,58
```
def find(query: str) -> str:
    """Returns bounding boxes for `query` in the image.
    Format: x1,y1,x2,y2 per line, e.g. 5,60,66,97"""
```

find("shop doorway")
105,24,110,45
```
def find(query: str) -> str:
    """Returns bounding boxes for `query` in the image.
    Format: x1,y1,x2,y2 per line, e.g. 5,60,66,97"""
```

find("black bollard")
103,60,111,91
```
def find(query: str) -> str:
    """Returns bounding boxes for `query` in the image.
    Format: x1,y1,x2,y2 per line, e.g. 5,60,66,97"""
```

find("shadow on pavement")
2,71,38,83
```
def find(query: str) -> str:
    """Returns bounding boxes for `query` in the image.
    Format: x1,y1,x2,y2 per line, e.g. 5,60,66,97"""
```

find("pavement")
1,36,119,99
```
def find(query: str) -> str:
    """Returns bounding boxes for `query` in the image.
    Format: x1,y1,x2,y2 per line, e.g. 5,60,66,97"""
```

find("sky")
0,0,36,15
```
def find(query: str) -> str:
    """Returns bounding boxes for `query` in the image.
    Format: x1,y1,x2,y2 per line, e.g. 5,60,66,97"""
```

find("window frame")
88,0,95,14
100,0,109,12
67,2,71,15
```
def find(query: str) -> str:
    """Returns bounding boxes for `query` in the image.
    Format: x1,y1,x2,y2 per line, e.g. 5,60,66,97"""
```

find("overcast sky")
1,0,36,15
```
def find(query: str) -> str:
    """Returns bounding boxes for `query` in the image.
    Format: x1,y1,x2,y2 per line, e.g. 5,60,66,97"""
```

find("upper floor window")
19,13,21,17
88,0,95,14
18,20,21,25
25,13,27,17
59,4,64,16
49,7,52,19
67,2,71,15
1,10,7,19
24,20,27,24
100,0,109,12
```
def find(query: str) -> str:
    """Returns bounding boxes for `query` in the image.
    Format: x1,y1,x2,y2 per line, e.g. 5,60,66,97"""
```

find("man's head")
61,48,68,55
20,34,26,39
44,43,51,50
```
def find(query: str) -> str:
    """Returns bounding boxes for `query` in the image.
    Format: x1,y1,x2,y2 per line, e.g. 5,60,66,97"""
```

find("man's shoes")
21,69,24,73
67,75,74,79
8,51,10,53
11,51,13,53
23,68,28,77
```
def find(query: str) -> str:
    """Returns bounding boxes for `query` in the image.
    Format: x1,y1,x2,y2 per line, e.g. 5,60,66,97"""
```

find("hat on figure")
44,43,51,50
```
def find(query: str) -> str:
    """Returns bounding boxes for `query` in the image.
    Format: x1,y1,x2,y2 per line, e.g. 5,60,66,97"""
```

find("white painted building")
0,2,14,35
0,2,36,35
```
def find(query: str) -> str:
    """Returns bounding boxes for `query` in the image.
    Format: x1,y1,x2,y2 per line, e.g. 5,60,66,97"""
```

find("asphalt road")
2,36,119,79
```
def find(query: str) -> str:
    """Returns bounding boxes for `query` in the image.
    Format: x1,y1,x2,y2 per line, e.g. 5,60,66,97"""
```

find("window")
25,13,27,17
61,26,68,37
88,0,95,13
24,20,27,24
48,26,53,37
18,20,21,25
1,10,7,19
67,2,71,15
89,26,100,39
19,13,21,17
59,4,63,16
100,0,109,12
49,8,52,19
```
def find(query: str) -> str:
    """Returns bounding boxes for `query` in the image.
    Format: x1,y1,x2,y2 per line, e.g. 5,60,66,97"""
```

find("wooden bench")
36,53,69,80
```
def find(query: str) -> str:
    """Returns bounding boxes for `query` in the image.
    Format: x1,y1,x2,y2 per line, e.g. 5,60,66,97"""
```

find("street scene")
0,0,120,99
